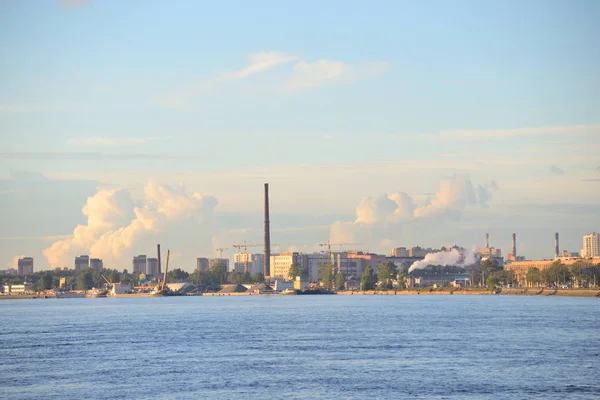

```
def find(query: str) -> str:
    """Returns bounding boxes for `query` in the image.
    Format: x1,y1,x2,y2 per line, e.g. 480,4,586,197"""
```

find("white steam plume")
408,248,477,273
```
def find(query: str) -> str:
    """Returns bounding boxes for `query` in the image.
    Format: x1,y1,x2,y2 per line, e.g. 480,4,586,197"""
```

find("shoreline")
1,288,598,300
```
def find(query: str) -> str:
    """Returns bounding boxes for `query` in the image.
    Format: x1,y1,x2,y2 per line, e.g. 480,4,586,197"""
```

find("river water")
0,295,598,399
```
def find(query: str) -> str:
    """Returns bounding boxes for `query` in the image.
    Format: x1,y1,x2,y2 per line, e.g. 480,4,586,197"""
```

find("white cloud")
9,255,25,269
223,51,297,81
330,175,496,249
67,137,168,146
43,181,218,268
282,60,389,92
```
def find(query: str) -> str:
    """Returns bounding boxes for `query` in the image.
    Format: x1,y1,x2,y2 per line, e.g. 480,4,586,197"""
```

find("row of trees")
313,261,409,292
526,261,599,287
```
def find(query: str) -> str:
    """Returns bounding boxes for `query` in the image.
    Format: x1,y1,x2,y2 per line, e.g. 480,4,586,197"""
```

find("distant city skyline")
1,1,599,271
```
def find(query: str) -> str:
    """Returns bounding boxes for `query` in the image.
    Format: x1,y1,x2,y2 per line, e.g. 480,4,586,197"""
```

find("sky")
1,0,599,272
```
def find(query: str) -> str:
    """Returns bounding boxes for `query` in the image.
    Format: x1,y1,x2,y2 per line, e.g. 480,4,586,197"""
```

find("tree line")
526,261,600,288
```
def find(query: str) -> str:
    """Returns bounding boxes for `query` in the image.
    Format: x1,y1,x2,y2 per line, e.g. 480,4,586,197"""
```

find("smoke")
43,180,217,268
407,248,477,273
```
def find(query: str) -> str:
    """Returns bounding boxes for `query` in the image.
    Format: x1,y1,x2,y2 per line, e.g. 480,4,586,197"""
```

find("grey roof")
219,284,248,293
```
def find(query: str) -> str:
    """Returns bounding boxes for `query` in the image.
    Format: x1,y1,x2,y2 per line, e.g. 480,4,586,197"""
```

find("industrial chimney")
512,233,517,258
157,244,162,274
554,232,559,258
485,233,490,249
264,183,271,278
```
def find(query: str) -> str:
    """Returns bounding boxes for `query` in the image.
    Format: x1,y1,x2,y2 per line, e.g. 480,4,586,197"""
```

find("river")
0,295,598,399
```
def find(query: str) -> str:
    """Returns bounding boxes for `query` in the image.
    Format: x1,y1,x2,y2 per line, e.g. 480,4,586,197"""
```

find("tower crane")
232,241,280,274
216,247,228,259
318,240,362,256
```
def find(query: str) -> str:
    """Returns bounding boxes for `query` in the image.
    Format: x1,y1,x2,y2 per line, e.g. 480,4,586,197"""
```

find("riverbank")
2,288,599,299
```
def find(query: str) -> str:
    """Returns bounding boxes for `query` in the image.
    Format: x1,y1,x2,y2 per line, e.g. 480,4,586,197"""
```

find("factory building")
270,252,307,279
17,257,34,275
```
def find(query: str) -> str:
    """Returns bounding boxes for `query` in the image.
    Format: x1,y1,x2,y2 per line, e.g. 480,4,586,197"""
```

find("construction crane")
232,241,280,274
318,240,361,256
216,247,228,258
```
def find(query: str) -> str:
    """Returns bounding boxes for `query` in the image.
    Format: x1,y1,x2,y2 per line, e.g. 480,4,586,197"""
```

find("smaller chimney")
512,233,517,258
554,233,559,258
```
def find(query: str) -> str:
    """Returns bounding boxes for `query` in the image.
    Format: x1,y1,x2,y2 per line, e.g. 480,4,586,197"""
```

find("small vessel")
55,291,86,299
87,289,108,298
280,288,297,295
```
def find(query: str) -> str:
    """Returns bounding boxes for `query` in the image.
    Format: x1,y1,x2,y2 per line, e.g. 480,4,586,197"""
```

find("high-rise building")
75,255,90,270
581,232,600,258
146,258,158,275
132,255,147,274
196,257,209,272
270,252,305,279
17,257,33,275
90,258,103,270
232,253,265,275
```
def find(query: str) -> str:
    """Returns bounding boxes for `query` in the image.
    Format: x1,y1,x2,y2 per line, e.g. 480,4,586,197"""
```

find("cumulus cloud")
330,175,496,247
43,181,217,268
9,255,26,269
550,165,565,175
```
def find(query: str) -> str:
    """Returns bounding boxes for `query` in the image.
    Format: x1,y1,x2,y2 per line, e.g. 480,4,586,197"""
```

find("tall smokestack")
157,244,162,274
554,232,559,258
512,233,517,258
485,233,490,249
264,183,271,278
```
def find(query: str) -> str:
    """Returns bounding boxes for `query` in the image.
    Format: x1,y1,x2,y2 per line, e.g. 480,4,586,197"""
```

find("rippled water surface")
1,295,599,399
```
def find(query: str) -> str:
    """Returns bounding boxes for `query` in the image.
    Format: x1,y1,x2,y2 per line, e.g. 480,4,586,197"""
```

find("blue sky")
1,0,599,271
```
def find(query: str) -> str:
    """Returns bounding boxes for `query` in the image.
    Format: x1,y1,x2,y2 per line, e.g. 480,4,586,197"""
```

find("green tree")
360,265,376,291
76,271,94,290
377,262,398,290
169,268,189,283
318,263,335,290
210,262,228,285
396,266,408,289
486,275,499,288
227,271,241,284
526,268,541,287
252,272,265,283
109,270,120,283
288,262,307,279
335,271,345,291
240,271,251,283
39,273,53,291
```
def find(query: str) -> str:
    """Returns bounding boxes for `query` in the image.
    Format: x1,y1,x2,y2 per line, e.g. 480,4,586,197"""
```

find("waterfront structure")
132,255,147,274
196,257,209,272
17,257,34,275
581,232,599,258
4,283,32,294
209,258,230,270
146,258,158,275
74,255,89,270
89,258,103,270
